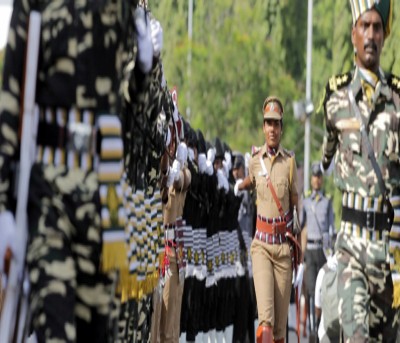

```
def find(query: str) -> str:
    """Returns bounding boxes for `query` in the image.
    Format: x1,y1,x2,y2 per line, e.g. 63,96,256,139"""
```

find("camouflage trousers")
117,295,152,342
336,229,399,342
26,164,117,342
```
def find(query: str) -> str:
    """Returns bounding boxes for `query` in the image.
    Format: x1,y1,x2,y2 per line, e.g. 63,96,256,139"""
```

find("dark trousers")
305,247,326,335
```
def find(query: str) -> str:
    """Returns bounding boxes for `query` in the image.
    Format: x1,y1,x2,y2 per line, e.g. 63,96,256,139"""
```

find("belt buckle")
366,208,375,231
67,122,94,153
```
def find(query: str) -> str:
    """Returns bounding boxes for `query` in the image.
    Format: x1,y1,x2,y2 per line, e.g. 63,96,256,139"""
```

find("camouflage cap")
349,0,393,38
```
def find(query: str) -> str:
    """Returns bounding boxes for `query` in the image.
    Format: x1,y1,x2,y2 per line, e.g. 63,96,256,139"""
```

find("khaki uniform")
151,166,191,343
249,144,298,340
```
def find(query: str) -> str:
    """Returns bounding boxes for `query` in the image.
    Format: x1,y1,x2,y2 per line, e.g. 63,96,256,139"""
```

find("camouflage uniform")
0,1,140,341
321,67,400,341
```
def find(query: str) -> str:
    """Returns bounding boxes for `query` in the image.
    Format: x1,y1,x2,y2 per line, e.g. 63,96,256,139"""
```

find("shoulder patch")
388,74,400,95
304,189,312,198
283,148,295,157
321,71,352,111
328,72,352,93
251,145,261,156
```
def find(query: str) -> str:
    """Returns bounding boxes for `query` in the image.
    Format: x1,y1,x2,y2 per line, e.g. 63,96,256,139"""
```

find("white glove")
172,103,179,122
224,151,232,171
294,263,305,289
207,148,216,164
198,153,207,174
205,160,214,176
217,169,229,193
176,142,188,166
245,152,251,170
135,8,153,73
0,211,17,273
234,179,244,197
161,64,167,88
188,147,195,162
164,127,171,147
222,160,230,178
150,19,163,58
166,160,181,187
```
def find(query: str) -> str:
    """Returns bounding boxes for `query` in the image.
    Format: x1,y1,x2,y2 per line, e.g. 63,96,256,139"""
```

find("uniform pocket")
276,177,289,200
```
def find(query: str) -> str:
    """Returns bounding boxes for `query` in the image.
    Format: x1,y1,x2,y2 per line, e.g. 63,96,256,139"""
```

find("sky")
0,3,12,49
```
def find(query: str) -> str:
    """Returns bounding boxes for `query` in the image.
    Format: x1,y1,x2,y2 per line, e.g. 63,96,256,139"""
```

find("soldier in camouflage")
0,1,163,342
321,0,400,340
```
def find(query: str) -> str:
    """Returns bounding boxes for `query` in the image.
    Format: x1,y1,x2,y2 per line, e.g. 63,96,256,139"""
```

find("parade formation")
0,0,399,343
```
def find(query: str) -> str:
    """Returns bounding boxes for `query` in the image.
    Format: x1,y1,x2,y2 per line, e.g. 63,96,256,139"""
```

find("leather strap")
259,156,285,218
348,86,394,228
256,219,287,234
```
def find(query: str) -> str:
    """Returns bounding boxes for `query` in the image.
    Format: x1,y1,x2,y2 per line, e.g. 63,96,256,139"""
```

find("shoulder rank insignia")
251,145,261,156
304,189,312,198
322,71,352,110
283,149,295,157
328,72,352,93
388,74,400,95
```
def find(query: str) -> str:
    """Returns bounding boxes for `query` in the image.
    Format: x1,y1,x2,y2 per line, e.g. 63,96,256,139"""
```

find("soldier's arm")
237,176,252,191
321,82,339,171
0,0,31,212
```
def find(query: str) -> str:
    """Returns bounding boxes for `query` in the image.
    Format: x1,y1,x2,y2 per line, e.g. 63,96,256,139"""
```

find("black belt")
37,121,101,154
341,206,391,231
307,239,322,244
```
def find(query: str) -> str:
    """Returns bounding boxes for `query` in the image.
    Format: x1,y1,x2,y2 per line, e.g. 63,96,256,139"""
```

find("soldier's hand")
150,18,163,58
234,179,244,197
176,142,188,166
198,153,207,174
167,160,181,187
0,211,17,275
207,148,216,163
217,169,229,193
205,160,214,176
224,151,232,171
135,7,153,73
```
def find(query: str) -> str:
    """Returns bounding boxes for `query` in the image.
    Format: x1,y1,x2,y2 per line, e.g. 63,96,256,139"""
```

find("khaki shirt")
249,144,298,218
163,167,191,224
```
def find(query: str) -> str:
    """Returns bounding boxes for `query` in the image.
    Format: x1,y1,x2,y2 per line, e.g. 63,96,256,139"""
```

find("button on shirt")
300,191,334,241
248,144,298,218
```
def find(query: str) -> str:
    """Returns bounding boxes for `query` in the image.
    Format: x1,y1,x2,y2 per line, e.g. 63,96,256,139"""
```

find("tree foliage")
0,1,399,226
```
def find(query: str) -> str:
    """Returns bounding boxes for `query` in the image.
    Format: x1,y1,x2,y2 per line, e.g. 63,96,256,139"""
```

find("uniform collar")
311,190,323,200
352,66,392,100
261,144,284,158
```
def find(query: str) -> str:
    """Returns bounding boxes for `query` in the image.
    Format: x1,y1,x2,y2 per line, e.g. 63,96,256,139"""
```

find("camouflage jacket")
321,67,400,197
0,0,163,211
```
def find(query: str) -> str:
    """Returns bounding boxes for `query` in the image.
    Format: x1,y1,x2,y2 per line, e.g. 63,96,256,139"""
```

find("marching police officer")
300,162,334,341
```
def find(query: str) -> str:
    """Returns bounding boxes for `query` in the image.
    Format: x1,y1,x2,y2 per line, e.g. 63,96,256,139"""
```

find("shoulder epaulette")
251,146,261,156
388,74,400,95
282,148,295,158
304,189,312,198
327,72,352,93
320,71,352,111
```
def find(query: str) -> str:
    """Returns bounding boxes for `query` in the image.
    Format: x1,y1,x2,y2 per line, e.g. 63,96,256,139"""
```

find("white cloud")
0,5,12,50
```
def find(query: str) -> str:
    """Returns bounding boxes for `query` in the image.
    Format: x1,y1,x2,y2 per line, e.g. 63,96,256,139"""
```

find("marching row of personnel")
1,0,400,342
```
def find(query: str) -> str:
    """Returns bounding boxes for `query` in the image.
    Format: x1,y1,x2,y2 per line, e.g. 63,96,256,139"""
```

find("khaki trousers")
151,250,184,343
251,238,292,339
